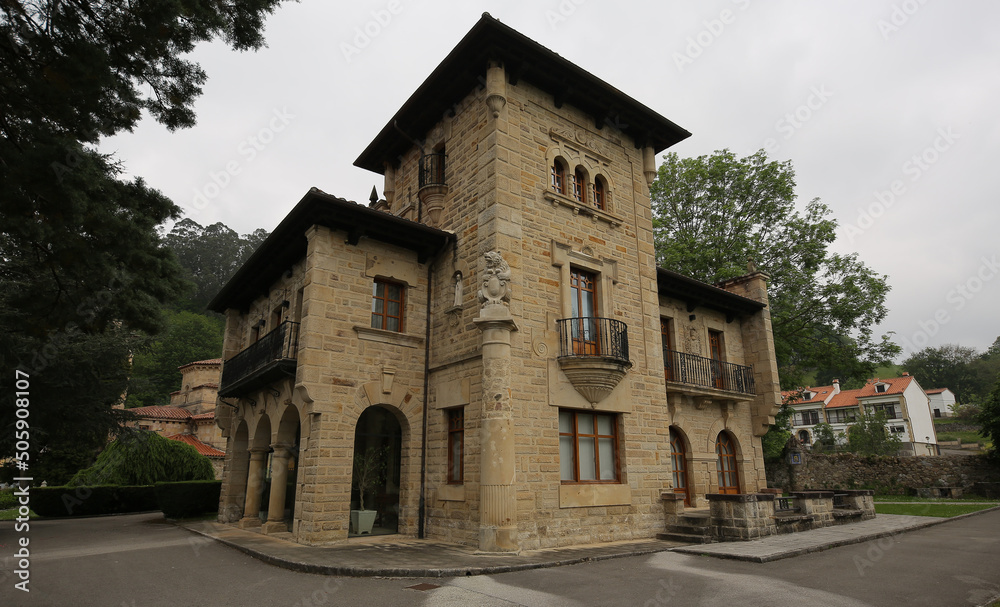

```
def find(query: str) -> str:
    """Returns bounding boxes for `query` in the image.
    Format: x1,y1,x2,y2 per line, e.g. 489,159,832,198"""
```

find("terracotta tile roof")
826,390,861,409
167,434,225,457
783,385,835,405
854,376,913,398
925,388,948,394
824,376,914,409
129,406,192,420
191,383,219,390
190,412,215,421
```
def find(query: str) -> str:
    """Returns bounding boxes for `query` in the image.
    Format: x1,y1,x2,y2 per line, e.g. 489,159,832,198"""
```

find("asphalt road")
2,510,998,607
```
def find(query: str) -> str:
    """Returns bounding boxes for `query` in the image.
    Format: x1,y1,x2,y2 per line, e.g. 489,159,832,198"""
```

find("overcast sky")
100,0,1000,361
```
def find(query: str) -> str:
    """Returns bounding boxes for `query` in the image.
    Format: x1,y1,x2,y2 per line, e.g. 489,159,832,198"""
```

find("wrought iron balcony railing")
663,348,755,395
556,317,630,365
418,152,446,188
219,321,299,397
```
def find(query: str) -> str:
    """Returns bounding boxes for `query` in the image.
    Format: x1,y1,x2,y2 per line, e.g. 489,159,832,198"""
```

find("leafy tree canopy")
846,411,902,456
978,377,1000,459
69,430,214,486
651,149,900,388
126,310,225,408
0,0,285,474
165,218,269,312
902,340,1000,404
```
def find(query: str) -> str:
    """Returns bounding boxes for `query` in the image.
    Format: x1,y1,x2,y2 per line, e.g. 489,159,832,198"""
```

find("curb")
177,524,675,578
672,505,1000,563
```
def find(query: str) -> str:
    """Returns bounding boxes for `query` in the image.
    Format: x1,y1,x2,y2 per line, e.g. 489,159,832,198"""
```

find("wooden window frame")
551,159,566,195
371,278,405,332
590,177,606,210
559,409,619,484
572,167,585,203
716,432,740,494
708,329,725,389
669,427,691,506
661,317,675,381
570,268,599,355
447,408,464,484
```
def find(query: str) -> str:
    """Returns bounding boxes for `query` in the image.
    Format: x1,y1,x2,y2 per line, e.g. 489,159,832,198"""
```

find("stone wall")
767,452,1000,494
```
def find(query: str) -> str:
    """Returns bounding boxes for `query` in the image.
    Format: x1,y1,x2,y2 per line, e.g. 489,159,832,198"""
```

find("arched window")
572,167,585,203
590,176,606,210
716,432,740,494
669,428,691,506
798,430,811,445
550,159,567,195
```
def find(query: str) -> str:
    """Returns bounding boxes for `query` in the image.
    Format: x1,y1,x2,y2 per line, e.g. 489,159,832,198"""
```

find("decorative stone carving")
485,62,507,118
478,251,511,309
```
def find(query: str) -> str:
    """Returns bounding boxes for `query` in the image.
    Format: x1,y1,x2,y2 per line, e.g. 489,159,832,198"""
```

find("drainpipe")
419,260,432,539
419,239,452,538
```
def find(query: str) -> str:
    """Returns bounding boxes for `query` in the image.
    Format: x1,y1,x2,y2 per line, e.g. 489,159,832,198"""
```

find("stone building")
128,358,226,477
210,15,781,549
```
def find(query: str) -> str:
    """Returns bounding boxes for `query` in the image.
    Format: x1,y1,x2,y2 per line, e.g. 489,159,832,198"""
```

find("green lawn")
873,503,998,517
874,494,1000,503
936,429,990,447
0,507,38,521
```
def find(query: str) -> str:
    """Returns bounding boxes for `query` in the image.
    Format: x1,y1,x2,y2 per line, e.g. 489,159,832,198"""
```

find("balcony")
663,348,755,396
418,152,448,227
556,317,632,405
219,321,299,398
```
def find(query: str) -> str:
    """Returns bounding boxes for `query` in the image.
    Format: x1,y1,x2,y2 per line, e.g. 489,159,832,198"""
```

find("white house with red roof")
786,374,939,455
925,387,957,418
128,359,226,477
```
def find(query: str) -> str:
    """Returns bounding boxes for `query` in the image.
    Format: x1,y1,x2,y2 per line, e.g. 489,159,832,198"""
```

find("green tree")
978,376,1000,459
650,149,900,388
761,402,793,461
811,422,837,452
165,219,269,312
902,344,989,404
1,1,285,473
846,411,902,456
125,310,225,408
69,430,214,486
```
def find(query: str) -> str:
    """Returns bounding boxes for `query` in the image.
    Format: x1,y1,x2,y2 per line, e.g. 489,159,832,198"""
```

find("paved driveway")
2,511,998,606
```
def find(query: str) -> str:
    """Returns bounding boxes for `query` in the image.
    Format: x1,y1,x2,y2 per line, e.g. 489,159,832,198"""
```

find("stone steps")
659,512,714,544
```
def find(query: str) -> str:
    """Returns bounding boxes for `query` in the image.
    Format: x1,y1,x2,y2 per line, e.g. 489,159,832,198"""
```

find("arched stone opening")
669,426,692,506
349,405,403,536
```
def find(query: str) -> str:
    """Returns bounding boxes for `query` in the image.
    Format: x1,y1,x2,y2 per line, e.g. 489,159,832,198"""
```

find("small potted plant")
350,445,388,535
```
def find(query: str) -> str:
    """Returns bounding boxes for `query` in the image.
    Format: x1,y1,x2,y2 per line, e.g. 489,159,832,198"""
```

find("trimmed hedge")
154,480,222,519
31,485,158,517
0,488,17,510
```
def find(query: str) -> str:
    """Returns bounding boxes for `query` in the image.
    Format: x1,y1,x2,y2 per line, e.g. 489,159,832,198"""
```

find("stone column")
262,445,292,534
474,251,519,553
238,448,269,528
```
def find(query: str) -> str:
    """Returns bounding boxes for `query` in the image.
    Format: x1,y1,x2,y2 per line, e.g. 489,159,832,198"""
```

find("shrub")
155,480,222,519
31,485,157,517
0,488,17,510
69,430,214,486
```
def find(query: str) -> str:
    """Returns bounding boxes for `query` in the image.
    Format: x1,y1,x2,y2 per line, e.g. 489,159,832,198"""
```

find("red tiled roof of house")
826,390,861,409
167,433,225,457
782,385,835,405
925,388,948,394
190,412,215,421
191,383,219,391
824,376,914,409
129,406,192,420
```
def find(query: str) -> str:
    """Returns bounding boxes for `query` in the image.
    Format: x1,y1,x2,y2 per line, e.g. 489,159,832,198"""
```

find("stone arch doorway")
350,406,402,536
669,427,692,506
262,405,300,533
715,431,741,495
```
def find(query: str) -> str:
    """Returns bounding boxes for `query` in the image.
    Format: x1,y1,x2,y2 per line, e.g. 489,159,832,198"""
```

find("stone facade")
210,15,782,549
